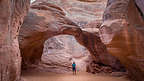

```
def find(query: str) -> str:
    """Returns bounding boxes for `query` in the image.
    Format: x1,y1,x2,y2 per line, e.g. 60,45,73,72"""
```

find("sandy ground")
22,72,131,81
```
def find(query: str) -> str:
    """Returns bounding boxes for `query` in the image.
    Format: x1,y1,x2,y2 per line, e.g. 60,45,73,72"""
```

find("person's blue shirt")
72,63,76,68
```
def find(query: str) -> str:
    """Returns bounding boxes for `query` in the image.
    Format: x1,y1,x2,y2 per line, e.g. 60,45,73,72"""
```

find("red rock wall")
135,0,144,16
99,0,144,81
0,0,30,81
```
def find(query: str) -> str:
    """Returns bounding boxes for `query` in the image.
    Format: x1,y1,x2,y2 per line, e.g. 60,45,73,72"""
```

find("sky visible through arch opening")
31,0,36,3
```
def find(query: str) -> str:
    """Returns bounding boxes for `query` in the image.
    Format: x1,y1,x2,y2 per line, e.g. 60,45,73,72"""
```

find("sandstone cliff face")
19,1,122,73
135,0,144,16
33,0,107,27
99,0,144,81
0,0,30,81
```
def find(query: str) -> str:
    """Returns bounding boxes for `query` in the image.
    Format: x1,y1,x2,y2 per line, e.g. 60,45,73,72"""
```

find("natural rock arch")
19,2,121,71
19,21,120,70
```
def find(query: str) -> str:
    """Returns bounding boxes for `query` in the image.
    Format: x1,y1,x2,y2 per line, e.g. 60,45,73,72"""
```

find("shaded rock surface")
86,58,125,74
19,1,123,73
99,0,144,81
0,0,30,81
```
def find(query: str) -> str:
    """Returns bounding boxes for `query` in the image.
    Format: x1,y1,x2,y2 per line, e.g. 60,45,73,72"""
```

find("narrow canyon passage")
1,0,144,81
22,72,130,81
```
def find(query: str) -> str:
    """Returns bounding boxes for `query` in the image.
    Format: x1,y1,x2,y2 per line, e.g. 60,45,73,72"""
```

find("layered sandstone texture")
0,0,30,81
33,0,107,27
19,1,122,73
99,0,144,81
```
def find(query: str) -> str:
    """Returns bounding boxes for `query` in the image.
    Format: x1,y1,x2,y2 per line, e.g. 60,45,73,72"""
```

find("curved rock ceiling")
33,0,108,27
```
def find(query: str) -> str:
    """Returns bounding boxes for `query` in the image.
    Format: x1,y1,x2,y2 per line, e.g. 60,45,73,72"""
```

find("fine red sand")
22,72,131,81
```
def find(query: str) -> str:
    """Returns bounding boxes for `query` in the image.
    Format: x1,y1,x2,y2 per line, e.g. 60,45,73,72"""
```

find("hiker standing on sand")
72,62,76,75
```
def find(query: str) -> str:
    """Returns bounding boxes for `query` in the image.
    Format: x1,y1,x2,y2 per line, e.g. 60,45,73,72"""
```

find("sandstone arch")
19,2,121,72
